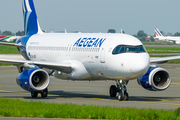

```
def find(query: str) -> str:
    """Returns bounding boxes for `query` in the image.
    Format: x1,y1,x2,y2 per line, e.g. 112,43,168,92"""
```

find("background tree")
160,31,165,36
16,31,24,36
174,32,180,36
107,29,116,33
2,31,13,36
166,32,173,36
136,30,147,37
0,30,1,35
150,36,155,41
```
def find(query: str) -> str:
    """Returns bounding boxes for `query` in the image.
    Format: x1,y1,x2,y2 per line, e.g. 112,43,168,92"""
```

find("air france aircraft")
0,0,180,101
154,28,180,44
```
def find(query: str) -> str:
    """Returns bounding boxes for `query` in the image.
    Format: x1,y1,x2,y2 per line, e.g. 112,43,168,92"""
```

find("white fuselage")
154,36,180,44
24,33,150,81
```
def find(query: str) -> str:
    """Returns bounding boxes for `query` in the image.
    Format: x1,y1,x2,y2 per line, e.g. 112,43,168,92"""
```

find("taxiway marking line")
164,66,172,68
0,90,60,97
1,89,180,106
171,82,180,85
171,74,177,75
176,67,180,69
48,94,59,97
0,92,179,106
0,90,13,93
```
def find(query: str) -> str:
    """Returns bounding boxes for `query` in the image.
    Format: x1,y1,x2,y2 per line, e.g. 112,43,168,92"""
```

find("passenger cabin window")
112,45,146,55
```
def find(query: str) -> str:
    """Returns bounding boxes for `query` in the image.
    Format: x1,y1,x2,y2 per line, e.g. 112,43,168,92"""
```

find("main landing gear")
109,80,129,101
31,88,48,98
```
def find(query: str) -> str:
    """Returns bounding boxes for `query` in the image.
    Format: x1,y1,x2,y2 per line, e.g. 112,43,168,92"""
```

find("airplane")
154,28,180,44
0,36,21,42
0,0,180,101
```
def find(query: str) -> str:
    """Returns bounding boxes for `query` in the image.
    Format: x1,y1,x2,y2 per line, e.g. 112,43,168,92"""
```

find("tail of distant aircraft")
0,36,12,41
22,0,43,35
154,28,163,37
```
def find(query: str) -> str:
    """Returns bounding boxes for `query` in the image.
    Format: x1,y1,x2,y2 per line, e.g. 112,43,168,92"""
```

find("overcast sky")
0,0,180,35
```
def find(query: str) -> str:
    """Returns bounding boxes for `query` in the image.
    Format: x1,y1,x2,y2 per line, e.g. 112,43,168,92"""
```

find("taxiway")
0,64,179,110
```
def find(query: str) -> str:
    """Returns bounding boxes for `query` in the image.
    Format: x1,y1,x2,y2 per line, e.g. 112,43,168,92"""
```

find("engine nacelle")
16,68,50,92
137,67,171,91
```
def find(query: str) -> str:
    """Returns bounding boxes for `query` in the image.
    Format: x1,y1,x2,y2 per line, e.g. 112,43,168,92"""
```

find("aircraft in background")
154,28,180,44
0,0,180,101
0,36,21,42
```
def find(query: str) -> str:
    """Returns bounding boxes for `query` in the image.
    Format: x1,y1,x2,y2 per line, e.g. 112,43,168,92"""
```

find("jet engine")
137,67,171,91
16,68,50,92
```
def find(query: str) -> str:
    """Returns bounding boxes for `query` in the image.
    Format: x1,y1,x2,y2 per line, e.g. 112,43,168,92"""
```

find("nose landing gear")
109,80,129,101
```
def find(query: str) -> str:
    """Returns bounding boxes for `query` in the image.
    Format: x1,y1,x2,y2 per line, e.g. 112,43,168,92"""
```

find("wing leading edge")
150,56,180,63
0,42,22,47
0,58,72,73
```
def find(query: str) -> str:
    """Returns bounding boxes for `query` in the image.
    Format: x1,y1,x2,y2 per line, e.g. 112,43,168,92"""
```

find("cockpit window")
126,46,136,53
112,45,146,55
136,46,146,53
118,46,125,53
113,46,121,54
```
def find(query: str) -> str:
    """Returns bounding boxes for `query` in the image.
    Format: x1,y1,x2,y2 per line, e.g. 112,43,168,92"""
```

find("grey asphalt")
0,64,180,111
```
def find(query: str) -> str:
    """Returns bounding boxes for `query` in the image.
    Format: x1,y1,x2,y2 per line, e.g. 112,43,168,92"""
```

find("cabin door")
100,39,112,63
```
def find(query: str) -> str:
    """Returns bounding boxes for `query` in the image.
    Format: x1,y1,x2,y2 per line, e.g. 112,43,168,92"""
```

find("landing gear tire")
115,80,129,101
41,88,48,98
124,92,129,101
110,85,117,97
31,91,38,98
117,92,123,101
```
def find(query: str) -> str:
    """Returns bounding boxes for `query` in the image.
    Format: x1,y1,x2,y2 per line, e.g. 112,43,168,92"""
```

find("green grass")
146,47,180,63
0,46,19,54
146,47,180,51
0,63,12,66
0,46,19,66
0,98,179,119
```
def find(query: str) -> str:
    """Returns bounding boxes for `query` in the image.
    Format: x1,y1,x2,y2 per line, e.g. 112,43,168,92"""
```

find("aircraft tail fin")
0,36,11,41
154,28,163,37
22,0,43,35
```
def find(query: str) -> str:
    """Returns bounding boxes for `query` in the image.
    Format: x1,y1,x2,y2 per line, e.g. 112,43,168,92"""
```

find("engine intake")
137,67,171,91
16,68,50,92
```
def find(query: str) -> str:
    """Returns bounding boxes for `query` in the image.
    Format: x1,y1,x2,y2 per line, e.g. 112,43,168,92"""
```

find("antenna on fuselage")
120,29,125,34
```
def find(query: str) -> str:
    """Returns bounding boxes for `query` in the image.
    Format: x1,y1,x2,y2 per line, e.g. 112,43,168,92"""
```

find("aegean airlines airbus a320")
0,0,180,101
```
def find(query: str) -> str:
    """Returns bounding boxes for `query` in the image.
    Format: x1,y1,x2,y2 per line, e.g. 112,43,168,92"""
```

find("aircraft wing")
150,56,180,63
0,42,22,47
0,58,72,73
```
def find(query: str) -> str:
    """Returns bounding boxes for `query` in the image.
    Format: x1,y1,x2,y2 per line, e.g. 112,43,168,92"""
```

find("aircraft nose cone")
129,54,150,75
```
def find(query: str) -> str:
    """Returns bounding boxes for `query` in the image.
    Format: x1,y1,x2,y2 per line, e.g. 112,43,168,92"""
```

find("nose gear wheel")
109,80,129,101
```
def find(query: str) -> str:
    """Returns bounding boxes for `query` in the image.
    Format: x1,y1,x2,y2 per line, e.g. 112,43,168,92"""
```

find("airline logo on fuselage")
73,38,106,47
